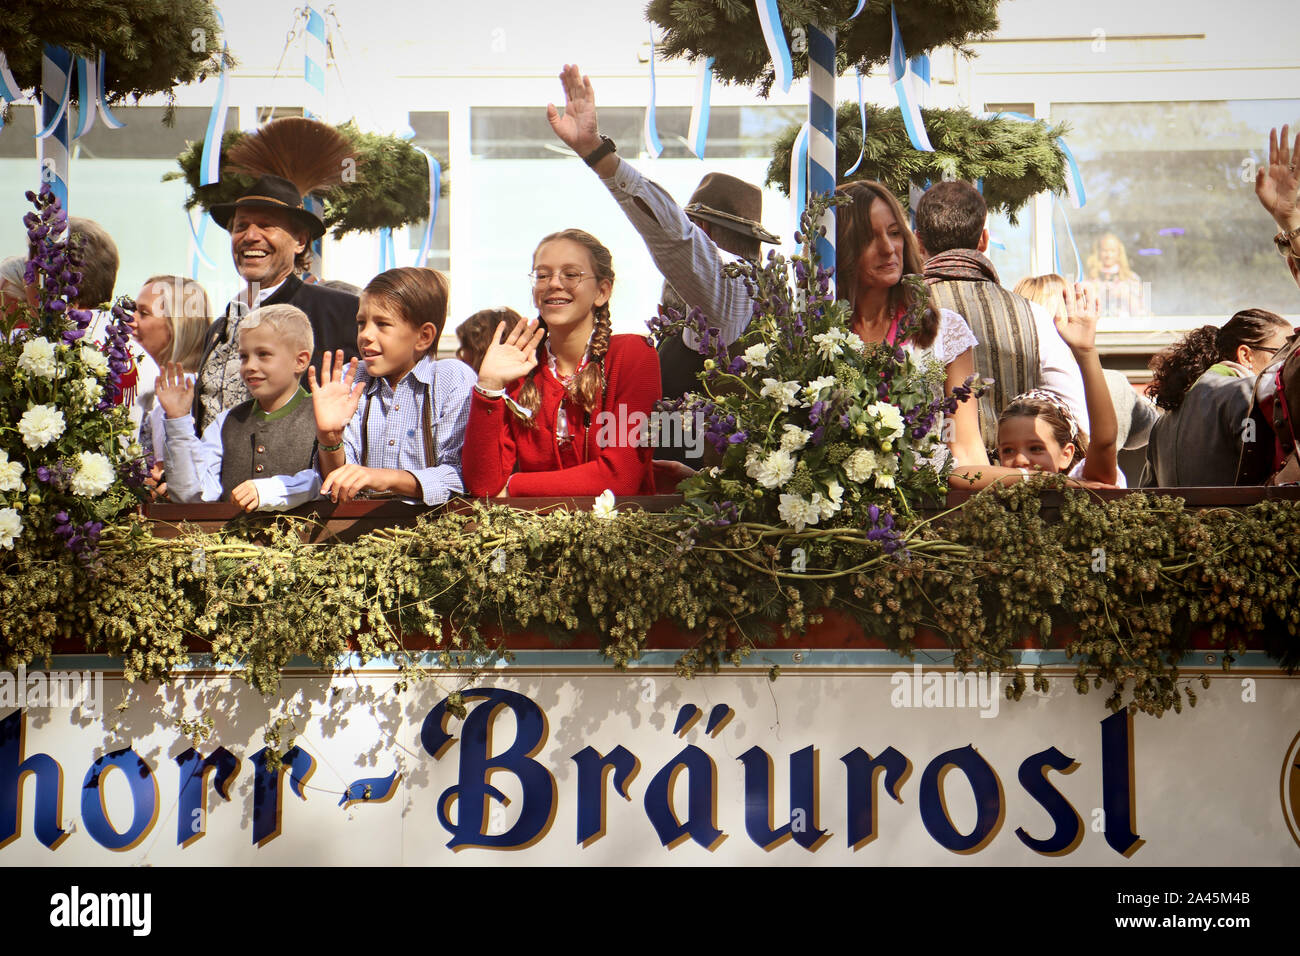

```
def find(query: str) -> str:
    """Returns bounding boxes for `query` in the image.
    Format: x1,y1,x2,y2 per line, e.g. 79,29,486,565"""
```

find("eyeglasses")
528,269,595,290
1253,345,1282,354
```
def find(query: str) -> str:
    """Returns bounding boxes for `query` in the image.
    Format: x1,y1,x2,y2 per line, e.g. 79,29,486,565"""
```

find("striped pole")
807,23,836,274
303,6,327,274
36,45,73,217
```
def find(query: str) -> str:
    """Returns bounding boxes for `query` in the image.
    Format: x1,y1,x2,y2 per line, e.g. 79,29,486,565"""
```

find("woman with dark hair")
462,228,660,497
835,181,987,467
1142,309,1293,486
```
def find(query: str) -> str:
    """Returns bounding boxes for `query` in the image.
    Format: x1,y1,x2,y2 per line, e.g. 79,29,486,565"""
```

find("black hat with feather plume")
209,118,355,240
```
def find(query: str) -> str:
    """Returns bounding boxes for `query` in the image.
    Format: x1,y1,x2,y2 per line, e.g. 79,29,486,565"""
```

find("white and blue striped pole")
303,6,327,274
807,23,836,273
35,45,73,216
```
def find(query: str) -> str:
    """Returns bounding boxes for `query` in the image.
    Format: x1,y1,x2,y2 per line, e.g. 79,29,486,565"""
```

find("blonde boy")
157,304,321,511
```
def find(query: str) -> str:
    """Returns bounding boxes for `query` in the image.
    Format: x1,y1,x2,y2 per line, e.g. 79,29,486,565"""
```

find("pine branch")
766,101,1069,223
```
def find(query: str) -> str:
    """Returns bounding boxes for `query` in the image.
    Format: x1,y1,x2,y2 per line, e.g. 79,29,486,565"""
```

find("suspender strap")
359,365,440,470
423,381,436,468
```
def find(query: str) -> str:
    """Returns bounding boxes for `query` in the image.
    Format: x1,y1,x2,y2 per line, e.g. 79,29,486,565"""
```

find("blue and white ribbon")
71,52,127,138
790,122,810,234
1052,196,1083,282
1056,136,1087,209
755,0,793,94
187,208,218,278
200,10,230,186
845,69,868,175
94,51,127,130
686,56,714,159
71,56,96,139
0,52,23,104
412,147,441,267
34,46,73,139
909,54,931,87
643,29,663,159
807,23,837,272
0,52,15,133
303,6,328,272
304,6,327,112
849,0,867,16
377,227,396,273
36,46,72,214
888,4,933,153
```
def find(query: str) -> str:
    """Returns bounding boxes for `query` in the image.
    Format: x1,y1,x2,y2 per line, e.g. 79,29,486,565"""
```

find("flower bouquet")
0,187,149,561
650,194,974,550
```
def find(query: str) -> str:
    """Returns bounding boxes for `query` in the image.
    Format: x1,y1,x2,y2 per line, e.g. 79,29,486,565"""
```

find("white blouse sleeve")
1068,458,1129,488
935,308,978,366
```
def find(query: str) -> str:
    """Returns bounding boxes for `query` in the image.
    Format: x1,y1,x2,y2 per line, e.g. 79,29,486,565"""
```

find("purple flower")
705,500,740,528
727,355,747,375
808,400,827,425
865,503,905,556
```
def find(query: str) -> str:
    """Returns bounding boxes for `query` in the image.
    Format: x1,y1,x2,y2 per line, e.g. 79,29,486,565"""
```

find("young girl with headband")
950,285,1121,488
462,228,660,497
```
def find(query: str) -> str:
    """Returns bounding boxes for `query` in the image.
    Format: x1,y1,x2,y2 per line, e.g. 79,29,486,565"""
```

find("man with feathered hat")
192,118,361,432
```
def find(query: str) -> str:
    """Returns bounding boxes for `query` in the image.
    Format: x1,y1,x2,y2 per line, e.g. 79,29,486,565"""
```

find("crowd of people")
6,67,1298,511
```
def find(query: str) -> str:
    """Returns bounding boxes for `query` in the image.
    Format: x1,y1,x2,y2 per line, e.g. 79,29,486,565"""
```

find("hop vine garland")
166,121,449,239
647,0,1000,94
3,486,1299,718
766,102,1069,223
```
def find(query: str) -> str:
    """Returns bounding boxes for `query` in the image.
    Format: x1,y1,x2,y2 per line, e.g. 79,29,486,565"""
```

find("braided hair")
1147,309,1290,411
516,228,614,426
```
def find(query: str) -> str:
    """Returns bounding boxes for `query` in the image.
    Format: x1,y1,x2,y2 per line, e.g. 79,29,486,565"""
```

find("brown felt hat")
210,175,325,240
684,173,781,246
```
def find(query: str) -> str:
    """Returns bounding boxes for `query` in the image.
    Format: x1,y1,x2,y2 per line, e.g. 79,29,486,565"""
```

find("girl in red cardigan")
463,229,660,497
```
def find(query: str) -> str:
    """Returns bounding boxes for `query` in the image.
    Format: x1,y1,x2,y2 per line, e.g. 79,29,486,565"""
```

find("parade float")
0,1,1298,867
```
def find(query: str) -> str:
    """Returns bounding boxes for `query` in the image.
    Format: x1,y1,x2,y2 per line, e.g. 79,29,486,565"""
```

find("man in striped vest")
915,181,1088,451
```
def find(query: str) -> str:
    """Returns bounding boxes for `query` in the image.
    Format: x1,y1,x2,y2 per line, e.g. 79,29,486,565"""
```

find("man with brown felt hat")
548,64,778,464
193,121,361,433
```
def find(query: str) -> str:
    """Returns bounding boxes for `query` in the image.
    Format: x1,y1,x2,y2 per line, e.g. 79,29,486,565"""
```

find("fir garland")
0,0,232,106
165,122,450,239
647,0,999,94
2,484,1298,718
766,102,1069,223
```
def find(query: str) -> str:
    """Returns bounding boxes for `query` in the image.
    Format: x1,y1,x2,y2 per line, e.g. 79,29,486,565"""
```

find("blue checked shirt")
342,355,475,505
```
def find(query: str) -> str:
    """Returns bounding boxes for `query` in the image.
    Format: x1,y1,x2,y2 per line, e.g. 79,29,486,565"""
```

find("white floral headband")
1009,389,1082,443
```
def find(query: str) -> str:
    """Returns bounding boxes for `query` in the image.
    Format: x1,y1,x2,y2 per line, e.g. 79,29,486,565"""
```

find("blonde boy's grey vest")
218,389,317,500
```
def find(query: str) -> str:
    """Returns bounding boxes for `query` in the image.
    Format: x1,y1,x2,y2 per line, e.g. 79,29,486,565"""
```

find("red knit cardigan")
463,334,660,497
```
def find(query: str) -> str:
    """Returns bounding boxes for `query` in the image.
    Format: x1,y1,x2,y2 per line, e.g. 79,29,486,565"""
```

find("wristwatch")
582,135,616,168
1273,225,1300,258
